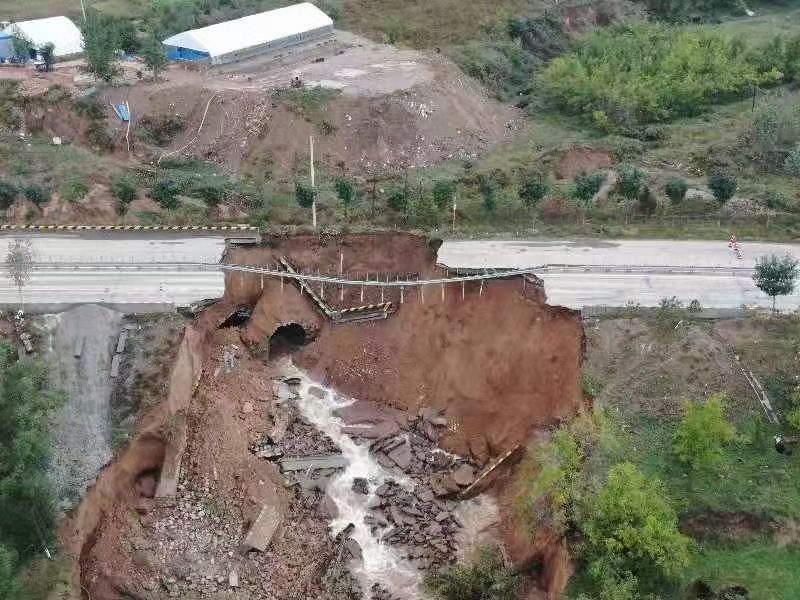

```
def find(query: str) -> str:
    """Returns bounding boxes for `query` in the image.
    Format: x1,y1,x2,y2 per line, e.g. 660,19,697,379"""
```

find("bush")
387,187,407,212
573,171,605,202
519,173,548,208
60,176,88,202
785,143,800,178
432,180,456,210
479,175,497,213
191,180,228,207
149,177,181,209
0,180,18,209
294,182,315,209
542,23,784,127
707,169,737,203
673,393,735,471
22,185,48,206
665,177,689,203
616,164,648,200
86,120,114,151
110,175,137,207
424,546,519,600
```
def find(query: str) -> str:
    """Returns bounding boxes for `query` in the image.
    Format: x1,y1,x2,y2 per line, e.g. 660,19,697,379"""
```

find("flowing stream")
285,366,424,598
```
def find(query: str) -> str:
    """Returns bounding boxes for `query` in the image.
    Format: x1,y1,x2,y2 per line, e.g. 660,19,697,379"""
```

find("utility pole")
79,0,87,21
310,135,317,229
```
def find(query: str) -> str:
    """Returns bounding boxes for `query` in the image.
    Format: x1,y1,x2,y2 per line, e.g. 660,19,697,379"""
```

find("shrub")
86,120,114,151
673,393,735,471
294,182,315,209
542,23,784,127
432,180,456,210
387,187,407,212
665,177,689,203
0,180,18,209
785,143,800,178
707,169,737,203
519,173,548,208
638,185,657,215
60,176,89,202
23,185,48,206
479,175,497,213
110,175,137,207
616,164,648,200
149,177,181,209
191,180,228,207
424,546,519,600
573,171,604,202
334,177,355,216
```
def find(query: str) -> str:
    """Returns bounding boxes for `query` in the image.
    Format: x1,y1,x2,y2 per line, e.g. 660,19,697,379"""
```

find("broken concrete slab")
109,354,121,378
115,330,128,354
278,454,347,472
452,464,476,487
272,380,294,402
269,404,292,443
240,503,282,553
387,442,412,470
342,421,400,440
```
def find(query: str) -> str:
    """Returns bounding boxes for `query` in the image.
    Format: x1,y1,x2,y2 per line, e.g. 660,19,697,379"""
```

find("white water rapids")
286,367,424,598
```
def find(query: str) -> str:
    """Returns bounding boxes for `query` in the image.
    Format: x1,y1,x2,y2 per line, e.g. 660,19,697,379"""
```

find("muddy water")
286,368,424,599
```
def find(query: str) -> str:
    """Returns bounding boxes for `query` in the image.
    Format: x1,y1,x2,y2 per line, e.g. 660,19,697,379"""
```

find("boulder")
352,478,369,495
452,464,476,487
387,442,412,470
430,473,460,497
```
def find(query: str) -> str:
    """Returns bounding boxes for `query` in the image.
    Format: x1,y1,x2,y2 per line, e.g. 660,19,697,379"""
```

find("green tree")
413,193,439,229
334,177,355,217
81,11,120,82
478,175,497,213
665,176,689,203
387,187,407,212
0,545,21,600
149,177,181,209
10,33,32,61
707,169,737,203
519,173,548,208
432,180,456,210
617,164,648,200
115,19,140,54
0,181,18,209
673,393,735,470
295,182,315,209
574,171,604,202
111,175,138,211
39,43,55,72
581,462,690,586
753,253,799,312
140,24,167,80
424,546,519,600
23,185,48,206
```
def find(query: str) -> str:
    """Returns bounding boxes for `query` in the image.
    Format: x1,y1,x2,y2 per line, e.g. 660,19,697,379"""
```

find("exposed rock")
241,401,254,414
430,473,460,497
452,464,476,487
344,538,363,562
352,478,369,495
387,442,412,470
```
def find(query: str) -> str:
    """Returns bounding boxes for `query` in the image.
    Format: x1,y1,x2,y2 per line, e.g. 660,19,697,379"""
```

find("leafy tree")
140,24,167,80
39,43,55,72
295,182,315,209
10,33,32,61
707,169,737,203
5,238,34,307
81,11,120,82
0,181,18,209
149,177,181,209
386,187,407,212
413,193,439,229
574,171,604,202
334,177,355,217
424,546,519,600
432,180,456,210
753,253,799,312
665,176,689,203
519,173,548,208
673,393,735,470
115,19,140,54
23,185,48,206
111,175,137,210
617,164,648,200
478,175,497,213
581,462,690,586
638,185,657,215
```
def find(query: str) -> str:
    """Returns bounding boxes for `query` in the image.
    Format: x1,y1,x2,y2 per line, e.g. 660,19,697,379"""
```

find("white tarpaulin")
3,16,83,58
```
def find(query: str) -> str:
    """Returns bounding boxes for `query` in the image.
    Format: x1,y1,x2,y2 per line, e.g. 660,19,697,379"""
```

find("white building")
162,2,334,66
1,16,83,60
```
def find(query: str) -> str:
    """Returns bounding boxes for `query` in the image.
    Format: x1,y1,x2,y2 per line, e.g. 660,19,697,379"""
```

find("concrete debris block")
352,478,369,495
240,503,282,553
73,336,85,358
115,329,128,354
468,436,490,466
319,494,338,519
344,538,362,562
269,404,292,443
430,473,460,497
278,454,346,472
375,452,395,469
110,354,121,378
222,344,239,373
375,482,395,497
434,511,451,522
420,406,448,427
452,464,476,487
387,442,412,470
228,570,239,588
52,136,62,145
254,445,283,460
272,380,294,402
342,421,399,440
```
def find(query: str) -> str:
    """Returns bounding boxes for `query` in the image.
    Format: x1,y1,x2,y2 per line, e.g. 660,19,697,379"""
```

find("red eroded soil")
227,232,584,457
555,147,614,180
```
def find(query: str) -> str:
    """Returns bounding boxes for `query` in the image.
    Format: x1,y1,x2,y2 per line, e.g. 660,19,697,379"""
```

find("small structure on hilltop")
0,16,83,62
161,2,334,66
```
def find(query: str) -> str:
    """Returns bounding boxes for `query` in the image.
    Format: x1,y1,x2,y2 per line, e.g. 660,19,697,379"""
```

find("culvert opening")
269,323,307,358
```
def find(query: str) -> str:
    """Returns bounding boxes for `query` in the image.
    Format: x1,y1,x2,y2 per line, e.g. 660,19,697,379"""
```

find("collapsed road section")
63,232,585,600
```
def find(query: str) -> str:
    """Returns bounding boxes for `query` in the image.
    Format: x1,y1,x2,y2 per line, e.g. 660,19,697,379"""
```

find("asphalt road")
2,234,799,310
